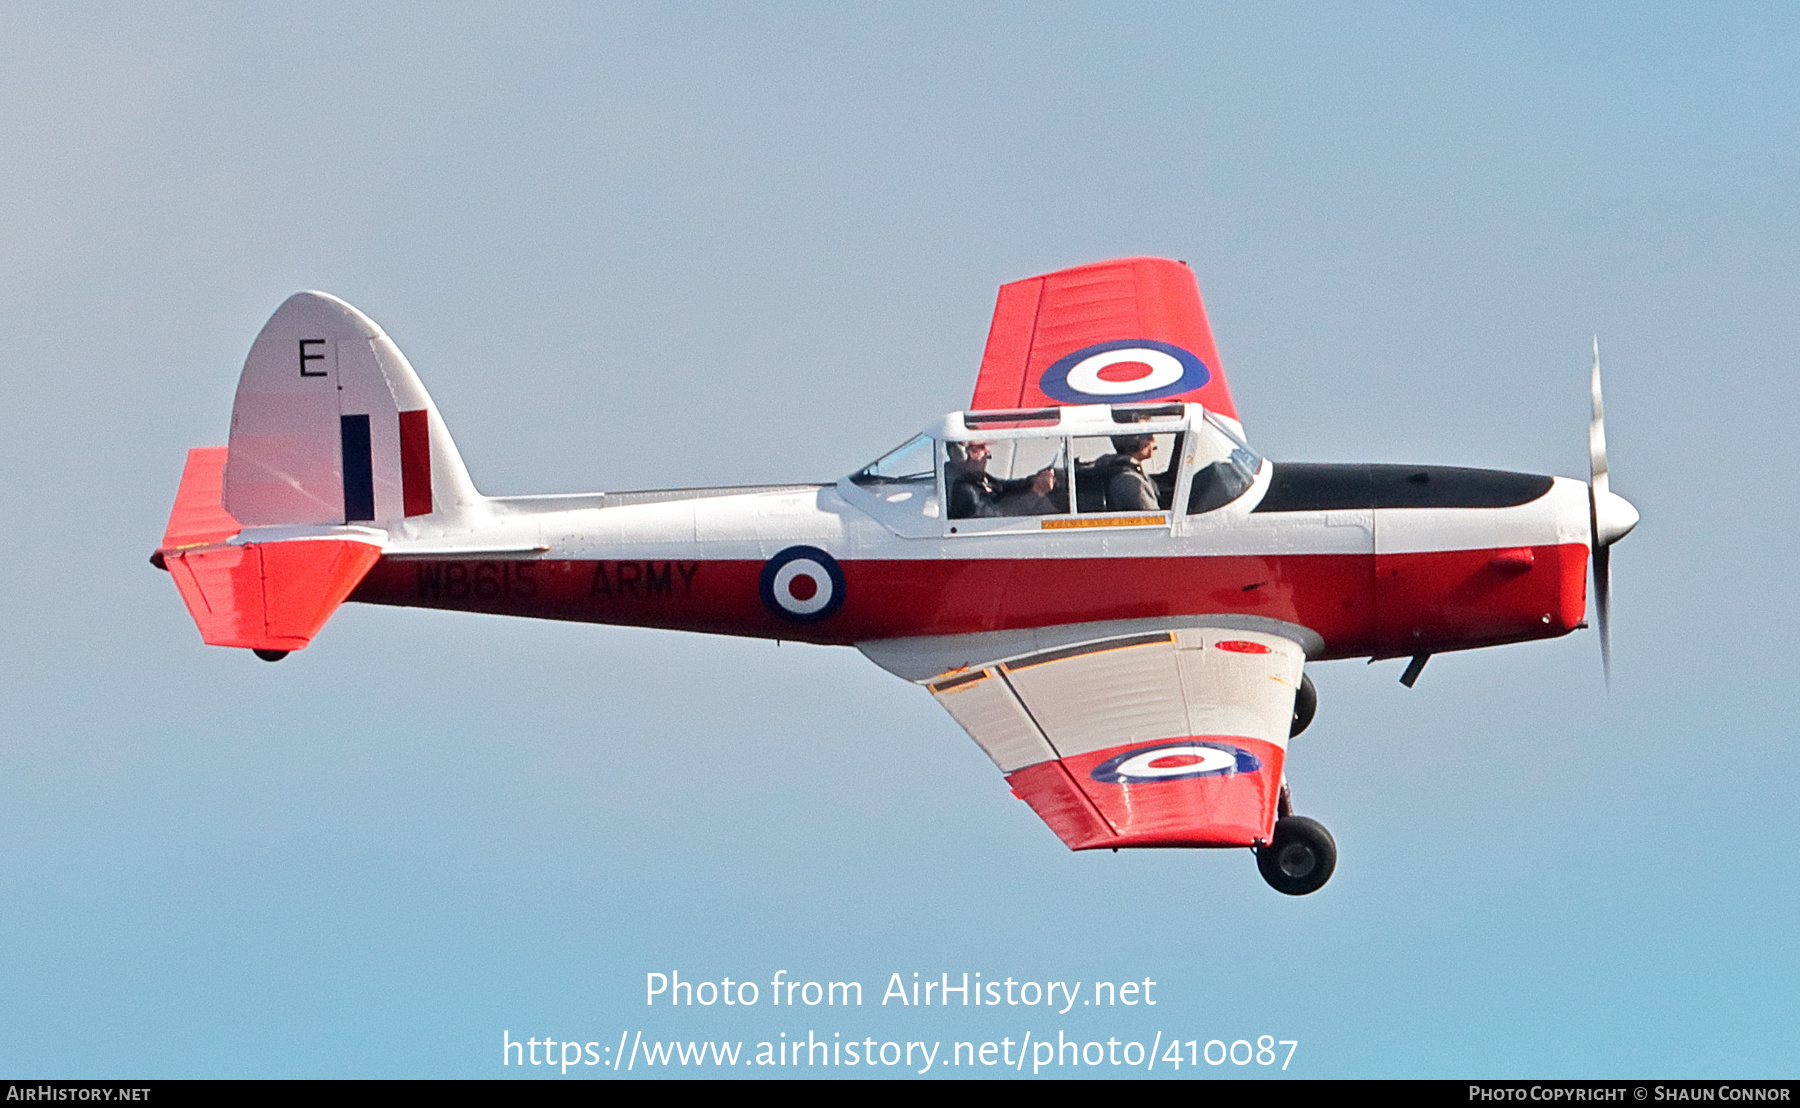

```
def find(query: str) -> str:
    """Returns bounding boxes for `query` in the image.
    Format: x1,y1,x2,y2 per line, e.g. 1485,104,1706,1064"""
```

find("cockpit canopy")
845,403,1262,536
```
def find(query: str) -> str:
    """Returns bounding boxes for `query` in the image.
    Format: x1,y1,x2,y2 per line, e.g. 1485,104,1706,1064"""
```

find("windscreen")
1187,412,1262,515
852,434,936,490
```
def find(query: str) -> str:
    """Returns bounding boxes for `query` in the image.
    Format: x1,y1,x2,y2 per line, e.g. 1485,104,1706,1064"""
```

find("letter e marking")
299,338,328,377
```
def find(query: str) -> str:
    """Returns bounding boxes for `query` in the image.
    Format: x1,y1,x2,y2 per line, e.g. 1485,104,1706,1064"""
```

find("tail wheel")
1290,672,1317,737
1256,816,1337,896
253,649,289,662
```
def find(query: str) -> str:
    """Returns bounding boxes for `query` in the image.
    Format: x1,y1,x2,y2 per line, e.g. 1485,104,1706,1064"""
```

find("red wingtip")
971,257,1238,420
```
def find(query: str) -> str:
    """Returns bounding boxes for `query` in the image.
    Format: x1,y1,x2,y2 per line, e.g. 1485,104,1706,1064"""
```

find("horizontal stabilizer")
156,444,380,651
165,539,381,651
160,447,240,552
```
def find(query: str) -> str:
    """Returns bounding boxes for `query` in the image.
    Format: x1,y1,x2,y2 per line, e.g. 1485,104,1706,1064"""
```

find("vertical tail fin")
224,291,481,532
155,292,481,656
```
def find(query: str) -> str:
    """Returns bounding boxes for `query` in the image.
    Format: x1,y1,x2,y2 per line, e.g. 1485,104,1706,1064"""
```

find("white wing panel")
1001,633,1190,758
928,670,1056,773
1171,629,1305,744
915,624,1307,776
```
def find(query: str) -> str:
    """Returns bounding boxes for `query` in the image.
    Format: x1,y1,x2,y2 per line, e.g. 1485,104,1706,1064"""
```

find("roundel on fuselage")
759,545,846,623
1037,339,1210,404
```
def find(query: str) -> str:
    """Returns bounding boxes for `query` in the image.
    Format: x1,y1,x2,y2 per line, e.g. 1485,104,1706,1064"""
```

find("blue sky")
2,2,1797,1078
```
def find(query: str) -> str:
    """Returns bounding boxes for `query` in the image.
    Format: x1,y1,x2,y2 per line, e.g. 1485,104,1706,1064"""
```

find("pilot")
946,441,1058,519
1092,434,1161,511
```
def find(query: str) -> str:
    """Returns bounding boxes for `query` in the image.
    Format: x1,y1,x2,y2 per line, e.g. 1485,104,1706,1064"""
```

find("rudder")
224,291,481,531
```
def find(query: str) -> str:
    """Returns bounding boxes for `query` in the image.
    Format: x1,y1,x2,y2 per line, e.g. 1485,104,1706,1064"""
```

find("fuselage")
347,403,1591,663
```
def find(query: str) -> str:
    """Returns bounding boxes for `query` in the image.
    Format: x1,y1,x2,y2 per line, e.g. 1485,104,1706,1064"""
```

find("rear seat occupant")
1092,434,1160,511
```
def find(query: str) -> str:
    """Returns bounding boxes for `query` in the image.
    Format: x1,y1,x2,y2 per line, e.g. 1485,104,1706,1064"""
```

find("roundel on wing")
1214,639,1272,654
760,545,846,623
1089,740,1260,784
1037,339,1211,404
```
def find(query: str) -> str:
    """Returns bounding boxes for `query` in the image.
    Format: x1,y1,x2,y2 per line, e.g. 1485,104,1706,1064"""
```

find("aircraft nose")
1593,488,1639,547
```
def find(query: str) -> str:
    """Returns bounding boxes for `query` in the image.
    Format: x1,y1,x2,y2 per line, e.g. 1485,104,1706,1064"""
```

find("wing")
904,625,1302,849
970,257,1238,421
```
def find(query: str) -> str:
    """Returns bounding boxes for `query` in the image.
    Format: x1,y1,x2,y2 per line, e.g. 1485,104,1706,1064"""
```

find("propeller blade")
1589,336,1608,501
1594,541,1611,687
1585,336,1634,688
1590,336,1607,687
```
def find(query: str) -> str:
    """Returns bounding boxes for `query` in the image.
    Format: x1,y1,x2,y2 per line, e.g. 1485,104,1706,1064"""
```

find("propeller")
1587,337,1640,685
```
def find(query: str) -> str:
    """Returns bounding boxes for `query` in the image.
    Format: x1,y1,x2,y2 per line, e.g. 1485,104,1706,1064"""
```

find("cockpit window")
848,434,941,527
1071,432,1182,512
945,437,1068,519
1186,412,1263,514
852,434,937,490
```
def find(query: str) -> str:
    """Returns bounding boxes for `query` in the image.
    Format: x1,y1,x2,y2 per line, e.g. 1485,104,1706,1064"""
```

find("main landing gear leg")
1256,788,1336,896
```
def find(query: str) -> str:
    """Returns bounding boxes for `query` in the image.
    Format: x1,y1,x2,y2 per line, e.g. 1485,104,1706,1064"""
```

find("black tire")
1290,672,1317,738
253,649,289,662
1256,816,1337,895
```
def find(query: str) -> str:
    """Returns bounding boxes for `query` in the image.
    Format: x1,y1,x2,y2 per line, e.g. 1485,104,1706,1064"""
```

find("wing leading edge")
923,626,1302,850
970,257,1238,421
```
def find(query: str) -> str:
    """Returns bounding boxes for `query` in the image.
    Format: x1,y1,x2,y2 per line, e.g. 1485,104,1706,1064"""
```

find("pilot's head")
962,441,993,471
1110,434,1154,459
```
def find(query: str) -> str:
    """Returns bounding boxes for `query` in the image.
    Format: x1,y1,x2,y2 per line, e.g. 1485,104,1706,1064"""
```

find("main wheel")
1256,816,1336,895
1290,672,1317,737
253,649,289,662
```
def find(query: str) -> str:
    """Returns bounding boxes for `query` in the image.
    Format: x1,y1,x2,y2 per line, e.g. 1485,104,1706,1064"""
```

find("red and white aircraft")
152,257,1637,894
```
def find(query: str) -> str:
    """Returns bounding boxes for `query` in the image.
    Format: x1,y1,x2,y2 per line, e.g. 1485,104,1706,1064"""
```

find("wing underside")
924,626,1302,849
